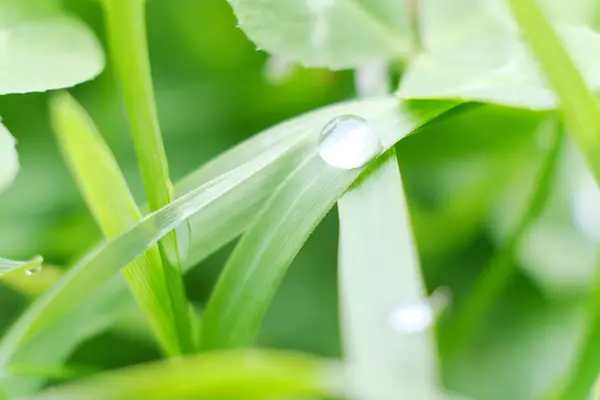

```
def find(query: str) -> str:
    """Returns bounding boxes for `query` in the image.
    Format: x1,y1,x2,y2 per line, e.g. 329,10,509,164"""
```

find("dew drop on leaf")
388,301,434,334
318,115,382,169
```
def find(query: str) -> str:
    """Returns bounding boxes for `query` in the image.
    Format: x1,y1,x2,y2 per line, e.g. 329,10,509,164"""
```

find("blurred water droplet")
573,175,600,242
388,301,434,334
318,115,382,169
25,265,42,276
263,56,295,84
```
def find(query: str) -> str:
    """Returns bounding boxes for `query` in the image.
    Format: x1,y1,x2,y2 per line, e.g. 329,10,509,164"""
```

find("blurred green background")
0,1,596,399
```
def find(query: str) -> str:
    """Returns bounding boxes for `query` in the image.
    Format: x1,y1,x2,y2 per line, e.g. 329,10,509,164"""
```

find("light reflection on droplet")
317,115,382,169
572,174,600,242
388,301,434,334
25,265,42,276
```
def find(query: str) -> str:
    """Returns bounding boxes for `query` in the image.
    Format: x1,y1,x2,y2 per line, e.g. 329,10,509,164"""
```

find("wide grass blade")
30,350,342,400
50,92,185,356
200,100,458,350
0,257,43,277
337,148,440,398
506,0,600,184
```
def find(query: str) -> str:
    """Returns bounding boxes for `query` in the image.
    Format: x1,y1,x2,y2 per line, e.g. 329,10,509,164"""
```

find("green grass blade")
201,100,459,350
49,92,184,356
31,350,343,400
0,122,19,195
0,257,43,277
102,0,193,353
0,144,294,371
507,0,600,184
443,119,562,356
337,148,440,398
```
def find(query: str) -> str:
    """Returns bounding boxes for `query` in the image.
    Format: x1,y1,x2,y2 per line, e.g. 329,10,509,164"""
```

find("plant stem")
444,120,562,356
506,0,600,185
102,0,194,354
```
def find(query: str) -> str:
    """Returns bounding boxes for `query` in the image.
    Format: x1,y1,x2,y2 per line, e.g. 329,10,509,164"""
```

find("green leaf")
398,0,600,110
0,256,43,277
0,123,18,194
30,350,343,399
200,100,458,350
0,0,105,94
49,92,189,356
337,148,442,398
102,0,194,353
228,0,413,69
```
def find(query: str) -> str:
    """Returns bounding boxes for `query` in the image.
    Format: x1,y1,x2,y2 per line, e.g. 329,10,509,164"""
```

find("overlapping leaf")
0,123,18,194
227,0,413,69
0,0,104,94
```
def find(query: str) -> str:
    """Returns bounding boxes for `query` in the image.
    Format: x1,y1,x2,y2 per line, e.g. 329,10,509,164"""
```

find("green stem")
507,0,600,185
444,120,562,355
556,260,600,400
102,0,194,354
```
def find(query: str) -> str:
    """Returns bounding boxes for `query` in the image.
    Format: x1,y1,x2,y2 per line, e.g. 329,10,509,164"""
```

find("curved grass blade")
443,118,562,356
50,92,187,356
337,148,441,399
201,100,459,350
0,122,19,195
0,257,43,277
30,350,342,400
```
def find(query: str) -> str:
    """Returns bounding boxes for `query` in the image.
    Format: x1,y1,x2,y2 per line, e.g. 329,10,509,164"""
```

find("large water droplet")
573,175,600,242
318,115,382,169
388,301,434,334
25,265,42,276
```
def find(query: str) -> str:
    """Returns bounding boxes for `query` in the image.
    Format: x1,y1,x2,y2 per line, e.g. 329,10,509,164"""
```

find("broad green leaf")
443,119,562,355
49,92,190,356
227,0,413,69
0,256,43,277
0,0,105,94
0,123,18,194
398,0,600,110
31,350,343,399
337,148,442,398
506,0,600,186
200,100,458,350
102,0,193,352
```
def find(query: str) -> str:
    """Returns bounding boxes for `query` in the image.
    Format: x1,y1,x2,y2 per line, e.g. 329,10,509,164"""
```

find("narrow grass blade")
337,148,440,399
443,118,562,356
102,0,193,352
507,0,600,184
30,350,342,400
0,257,43,277
200,101,458,350
0,122,19,195
50,92,184,356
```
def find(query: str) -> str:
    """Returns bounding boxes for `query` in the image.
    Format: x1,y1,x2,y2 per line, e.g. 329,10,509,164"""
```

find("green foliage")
0,0,104,94
0,123,18,195
227,0,414,69
0,256,43,277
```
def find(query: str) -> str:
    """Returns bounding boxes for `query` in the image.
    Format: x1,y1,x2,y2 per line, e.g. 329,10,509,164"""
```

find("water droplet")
176,219,192,263
25,265,42,276
573,175,600,242
388,301,434,334
318,115,382,169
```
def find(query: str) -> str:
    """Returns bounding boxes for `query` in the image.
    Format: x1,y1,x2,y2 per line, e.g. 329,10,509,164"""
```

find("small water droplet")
573,175,600,242
318,115,382,169
25,265,42,276
388,300,434,334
